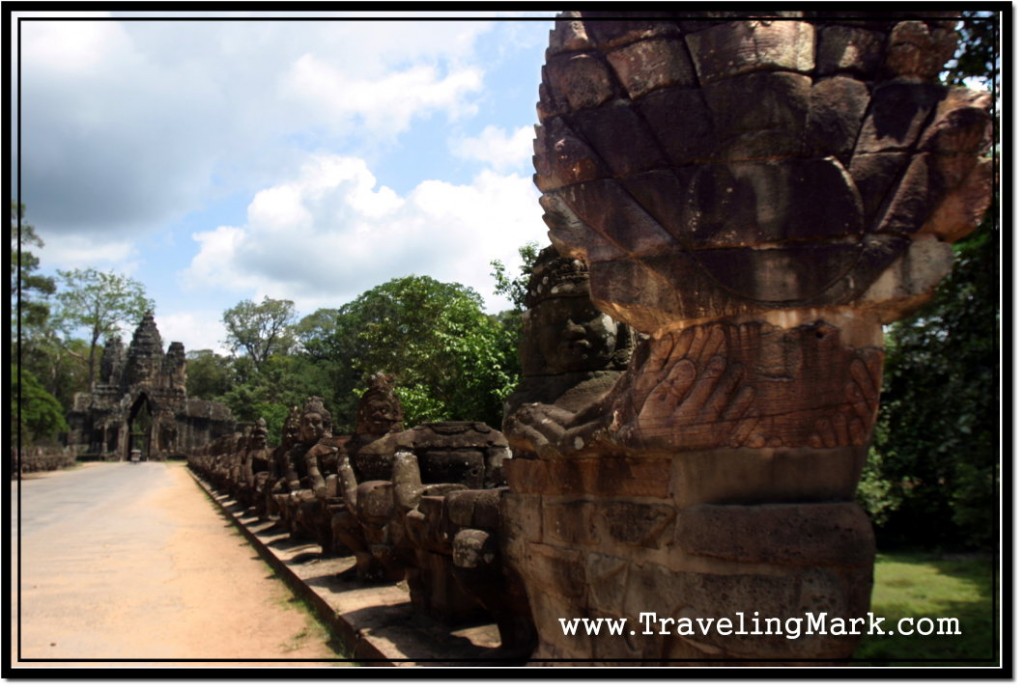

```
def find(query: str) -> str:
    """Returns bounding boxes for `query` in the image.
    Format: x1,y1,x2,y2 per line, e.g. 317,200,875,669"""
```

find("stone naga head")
534,12,993,334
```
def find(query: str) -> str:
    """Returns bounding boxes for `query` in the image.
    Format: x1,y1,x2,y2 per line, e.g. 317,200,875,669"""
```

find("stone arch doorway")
127,394,155,460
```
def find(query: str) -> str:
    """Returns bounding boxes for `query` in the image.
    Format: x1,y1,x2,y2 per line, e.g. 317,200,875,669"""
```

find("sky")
12,9,560,354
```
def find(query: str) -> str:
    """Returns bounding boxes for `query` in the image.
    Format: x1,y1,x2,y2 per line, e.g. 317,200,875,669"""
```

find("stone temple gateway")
67,312,235,460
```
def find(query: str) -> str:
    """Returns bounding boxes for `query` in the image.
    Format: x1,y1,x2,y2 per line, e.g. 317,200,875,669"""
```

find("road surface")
9,461,346,668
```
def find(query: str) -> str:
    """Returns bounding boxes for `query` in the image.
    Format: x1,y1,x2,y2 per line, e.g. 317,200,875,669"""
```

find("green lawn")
853,551,998,666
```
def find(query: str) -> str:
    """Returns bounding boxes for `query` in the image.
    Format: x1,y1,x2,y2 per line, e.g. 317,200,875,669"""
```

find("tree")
222,297,296,371
331,276,517,429
51,268,154,390
12,364,68,443
184,349,234,402
490,242,540,315
10,202,56,339
292,307,340,362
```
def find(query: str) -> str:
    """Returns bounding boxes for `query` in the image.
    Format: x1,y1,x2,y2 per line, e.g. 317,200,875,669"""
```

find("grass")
276,594,353,663
853,551,998,666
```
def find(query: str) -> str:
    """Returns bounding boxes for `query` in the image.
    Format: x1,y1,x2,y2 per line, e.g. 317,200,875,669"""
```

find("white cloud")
283,54,483,137
36,236,139,276
156,310,230,355
182,153,547,314
17,17,497,240
452,124,535,172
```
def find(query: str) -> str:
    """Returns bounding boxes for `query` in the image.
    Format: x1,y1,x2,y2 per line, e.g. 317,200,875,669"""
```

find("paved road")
9,461,344,668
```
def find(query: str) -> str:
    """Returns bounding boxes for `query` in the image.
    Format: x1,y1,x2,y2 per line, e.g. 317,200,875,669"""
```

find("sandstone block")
806,76,871,160
573,100,669,177
607,38,696,99
670,446,868,506
635,86,714,165
595,501,675,550
685,21,816,83
543,53,617,114
674,502,875,567
815,25,885,76
500,491,542,545
543,499,595,546
704,72,812,143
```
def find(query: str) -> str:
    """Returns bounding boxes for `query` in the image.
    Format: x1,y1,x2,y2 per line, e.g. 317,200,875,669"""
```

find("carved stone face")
251,424,268,449
360,394,402,436
523,295,622,376
299,412,326,444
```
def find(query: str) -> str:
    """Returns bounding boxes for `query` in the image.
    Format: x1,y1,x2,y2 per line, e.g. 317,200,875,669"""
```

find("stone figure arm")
505,394,617,461
336,452,359,513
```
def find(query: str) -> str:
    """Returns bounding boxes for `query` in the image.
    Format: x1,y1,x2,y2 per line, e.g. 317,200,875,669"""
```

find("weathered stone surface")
918,158,994,243
807,76,871,160
500,491,543,545
675,503,875,567
573,100,669,178
546,12,593,57
607,38,696,98
584,552,630,613
885,20,959,80
848,151,912,225
670,446,868,507
596,501,675,549
582,15,681,51
447,488,502,530
634,87,715,165
854,81,946,154
542,53,616,115
533,117,608,193
542,499,595,546
815,25,885,76
685,21,816,83
704,72,812,146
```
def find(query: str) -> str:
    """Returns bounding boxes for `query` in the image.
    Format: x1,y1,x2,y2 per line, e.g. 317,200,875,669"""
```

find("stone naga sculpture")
505,11,992,661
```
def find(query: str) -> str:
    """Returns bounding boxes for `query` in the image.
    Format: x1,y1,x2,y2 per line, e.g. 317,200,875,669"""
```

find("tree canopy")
222,297,297,370
329,276,518,429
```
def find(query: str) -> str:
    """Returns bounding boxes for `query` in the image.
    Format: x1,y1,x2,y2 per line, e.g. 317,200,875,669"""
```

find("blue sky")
14,10,559,353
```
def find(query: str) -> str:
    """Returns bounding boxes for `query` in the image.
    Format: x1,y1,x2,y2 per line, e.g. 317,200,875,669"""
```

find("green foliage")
12,364,68,443
865,215,997,550
330,275,518,429
293,307,339,362
489,242,540,314
221,354,324,446
185,349,234,402
10,202,56,338
51,267,154,388
222,297,297,370
944,12,997,89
